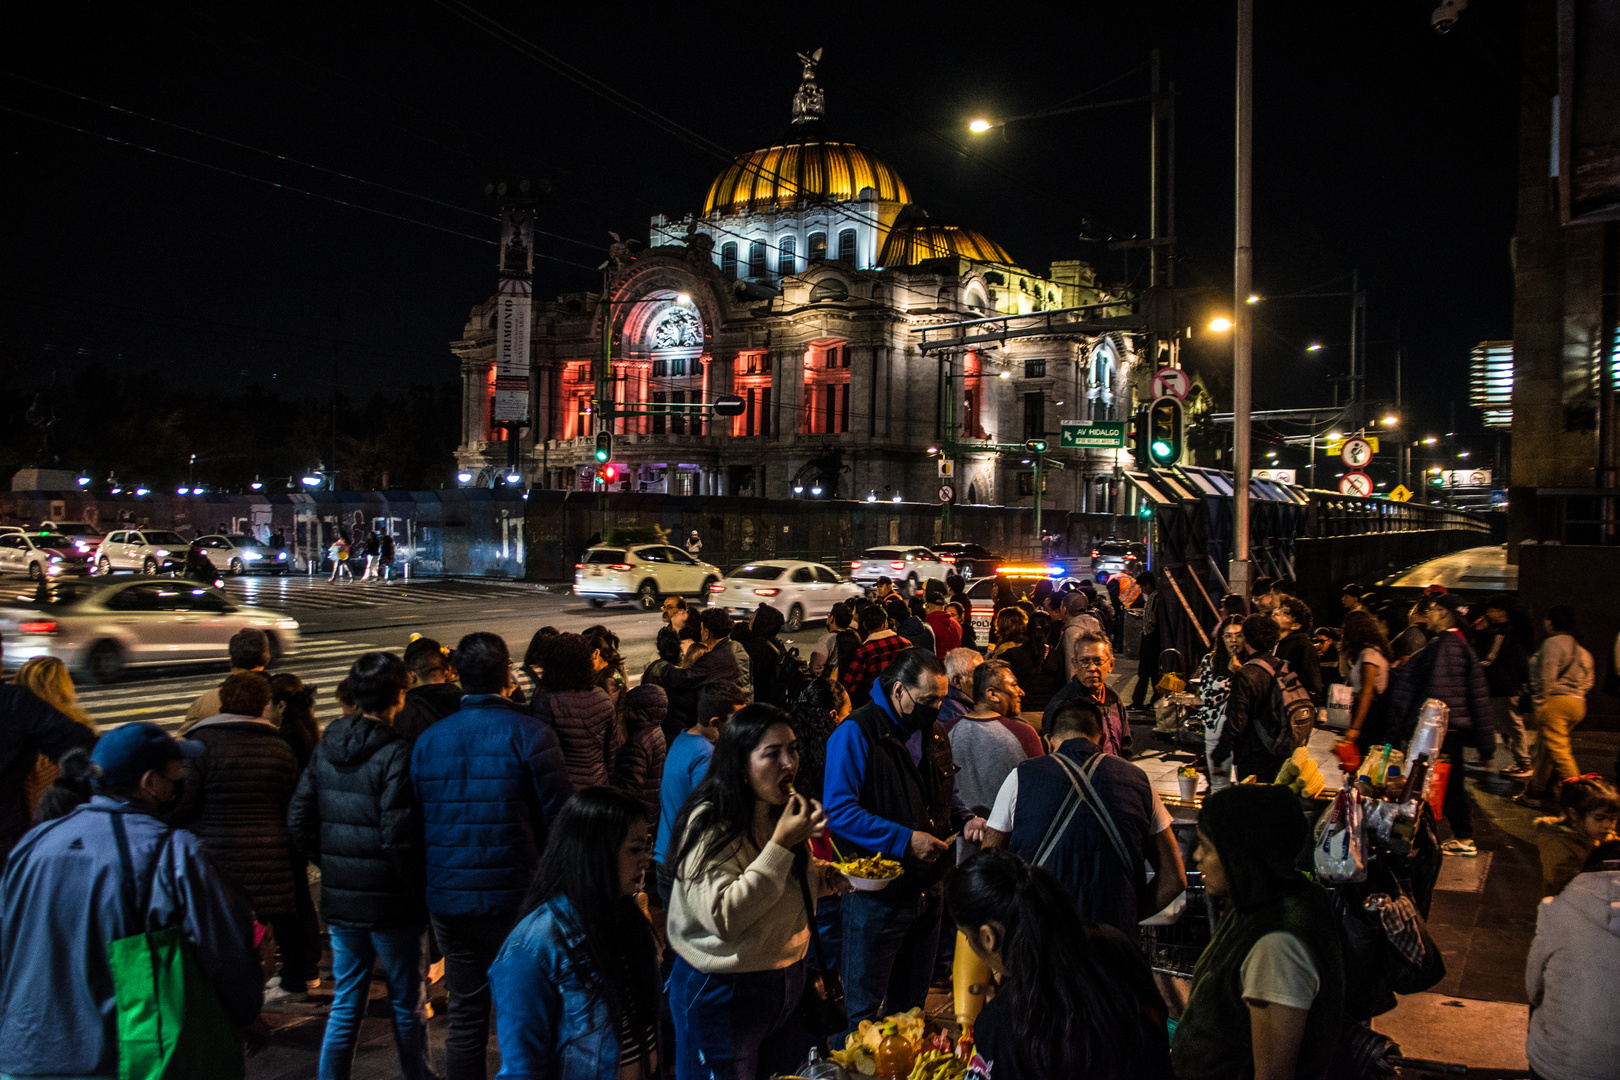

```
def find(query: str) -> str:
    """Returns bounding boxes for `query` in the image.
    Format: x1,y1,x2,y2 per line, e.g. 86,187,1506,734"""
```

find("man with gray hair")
1043,631,1130,756
939,647,983,730
1058,591,1103,681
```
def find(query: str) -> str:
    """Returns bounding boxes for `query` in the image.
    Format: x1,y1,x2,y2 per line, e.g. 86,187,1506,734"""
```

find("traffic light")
593,430,612,463
1128,407,1149,468
1024,438,1048,453
594,464,617,485
1146,396,1183,466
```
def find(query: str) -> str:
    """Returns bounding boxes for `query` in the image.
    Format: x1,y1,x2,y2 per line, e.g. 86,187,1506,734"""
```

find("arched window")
808,232,827,262
777,236,796,275
747,240,767,278
837,229,857,267
1089,338,1118,421
720,242,738,277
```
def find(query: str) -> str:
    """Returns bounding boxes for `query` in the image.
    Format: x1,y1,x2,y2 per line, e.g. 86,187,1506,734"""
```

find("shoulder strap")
110,812,175,931
1061,752,1136,877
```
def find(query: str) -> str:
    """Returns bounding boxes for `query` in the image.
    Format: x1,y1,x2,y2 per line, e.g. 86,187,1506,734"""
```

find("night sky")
4,1,1523,466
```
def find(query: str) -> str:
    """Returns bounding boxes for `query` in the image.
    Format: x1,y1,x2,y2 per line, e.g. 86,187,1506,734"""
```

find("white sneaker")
263,977,320,1002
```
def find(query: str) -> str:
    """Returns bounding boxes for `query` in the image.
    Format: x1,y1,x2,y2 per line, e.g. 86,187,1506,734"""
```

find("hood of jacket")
1560,870,1620,937
624,683,668,731
1199,784,1312,912
186,712,275,732
320,713,403,768
751,603,785,638
407,681,465,713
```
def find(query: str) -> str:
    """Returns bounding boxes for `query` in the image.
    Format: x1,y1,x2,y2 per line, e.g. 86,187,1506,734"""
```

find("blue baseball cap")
91,722,205,788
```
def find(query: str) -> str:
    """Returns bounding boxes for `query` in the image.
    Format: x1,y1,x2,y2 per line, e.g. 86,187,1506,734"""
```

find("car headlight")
242,551,263,561
276,551,287,560
48,555,61,563
154,548,169,557
74,540,90,551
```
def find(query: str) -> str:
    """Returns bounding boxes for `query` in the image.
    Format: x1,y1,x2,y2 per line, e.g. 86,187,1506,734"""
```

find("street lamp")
892,492,903,504
810,484,823,497
866,491,877,503
505,472,521,484
76,476,90,487
1306,343,1323,352
793,483,804,495
968,119,994,133
457,472,473,484
1209,317,1233,332
1382,415,1398,426
301,475,322,487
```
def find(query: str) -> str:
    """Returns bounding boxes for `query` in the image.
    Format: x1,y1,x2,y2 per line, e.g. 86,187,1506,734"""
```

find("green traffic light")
594,448,609,462
1151,441,1173,460
1138,505,1154,517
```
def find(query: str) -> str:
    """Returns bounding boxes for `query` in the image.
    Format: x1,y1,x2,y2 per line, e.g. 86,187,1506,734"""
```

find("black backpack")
762,639,811,709
1245,654,1317,754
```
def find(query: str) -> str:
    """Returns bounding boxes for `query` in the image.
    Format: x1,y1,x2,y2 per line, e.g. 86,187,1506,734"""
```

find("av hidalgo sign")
1059,421,1126,449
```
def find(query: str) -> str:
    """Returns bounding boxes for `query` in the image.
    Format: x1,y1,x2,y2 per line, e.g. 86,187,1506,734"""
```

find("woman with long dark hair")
1198,616,1246,793
1338,609,1394,751
789,679,852,803
268,673,321,773
950,849,1172,1080
491,787,661,1078
666,704,848,1079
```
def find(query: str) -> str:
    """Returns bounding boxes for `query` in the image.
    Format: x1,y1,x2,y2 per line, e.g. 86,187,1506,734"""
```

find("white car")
848,546,951,594
193,534,292,576
0,579,301,683
38,522,103,556
710,560,863,631
93,528,190,575
0,531,95,580
573,544,722,609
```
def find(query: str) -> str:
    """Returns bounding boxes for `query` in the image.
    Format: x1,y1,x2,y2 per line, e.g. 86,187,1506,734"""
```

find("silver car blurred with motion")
0,579,301,683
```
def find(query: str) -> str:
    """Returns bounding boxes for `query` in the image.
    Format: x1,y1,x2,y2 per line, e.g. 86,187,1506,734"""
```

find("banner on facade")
493,207,534,423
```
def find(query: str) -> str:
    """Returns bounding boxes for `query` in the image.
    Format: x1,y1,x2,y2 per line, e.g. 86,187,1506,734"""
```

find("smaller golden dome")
878,224,1015,269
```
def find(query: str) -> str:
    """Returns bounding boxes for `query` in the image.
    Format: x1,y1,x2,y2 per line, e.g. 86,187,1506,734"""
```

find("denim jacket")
491,895,638,1080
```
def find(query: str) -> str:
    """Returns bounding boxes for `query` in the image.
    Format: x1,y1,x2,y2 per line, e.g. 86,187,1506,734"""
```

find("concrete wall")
1516,543,1620,729
1292,529,1492,633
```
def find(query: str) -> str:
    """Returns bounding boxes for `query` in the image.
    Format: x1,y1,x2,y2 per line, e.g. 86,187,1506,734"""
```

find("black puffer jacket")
529,686,615,790
658,641,742,729
288,714,425,929
612,684,668,827
172,715,299,917
394,682,465,746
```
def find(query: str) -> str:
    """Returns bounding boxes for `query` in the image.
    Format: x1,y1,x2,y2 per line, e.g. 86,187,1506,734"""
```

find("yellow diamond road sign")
1388,484,1413,503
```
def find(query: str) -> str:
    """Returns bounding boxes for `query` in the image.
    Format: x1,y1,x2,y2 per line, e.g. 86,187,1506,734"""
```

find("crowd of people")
0,561,1615,1080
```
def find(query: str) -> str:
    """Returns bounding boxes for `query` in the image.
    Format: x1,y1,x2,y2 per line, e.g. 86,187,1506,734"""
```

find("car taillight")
574,563,584,570
890,561,905,570
753,588,780,597
940,555,955,564
849,561,861,570
1091,549,1099,558
710,583,725,592
609,564,632,572
19,621,57,634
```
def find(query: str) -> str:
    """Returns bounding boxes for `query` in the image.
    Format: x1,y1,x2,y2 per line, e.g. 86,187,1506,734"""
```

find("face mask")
898,687,940,731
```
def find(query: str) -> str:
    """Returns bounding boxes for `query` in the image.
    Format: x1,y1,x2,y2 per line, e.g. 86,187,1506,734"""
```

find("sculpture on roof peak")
791,48,825,125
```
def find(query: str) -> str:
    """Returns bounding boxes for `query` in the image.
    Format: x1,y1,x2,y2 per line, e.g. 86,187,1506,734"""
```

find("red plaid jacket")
840,632,913,707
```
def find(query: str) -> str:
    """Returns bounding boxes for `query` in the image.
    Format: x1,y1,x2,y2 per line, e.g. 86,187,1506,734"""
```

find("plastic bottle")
951,929,989,1028
875,1022,916,1080
1406,699,1449,766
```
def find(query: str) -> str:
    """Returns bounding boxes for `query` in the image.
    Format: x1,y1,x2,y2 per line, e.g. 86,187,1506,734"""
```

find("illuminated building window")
778,236,796,275
837,229,857,267
808,232,827,262
748,240,767,278
721,242,738,277
1468,341,1513,429
1024,358,1047,379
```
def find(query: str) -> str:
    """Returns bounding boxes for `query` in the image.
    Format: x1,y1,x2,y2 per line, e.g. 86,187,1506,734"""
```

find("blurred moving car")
573,543,723,609
93,529,190,575
929,543,1002,580
0,531,95,581
710,560,862,631
1090,539,1148,577
193,534,291,576
0,579,301,683
848,546,951,594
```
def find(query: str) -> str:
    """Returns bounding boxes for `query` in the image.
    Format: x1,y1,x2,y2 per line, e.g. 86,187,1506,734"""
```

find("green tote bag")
105,812,245,1080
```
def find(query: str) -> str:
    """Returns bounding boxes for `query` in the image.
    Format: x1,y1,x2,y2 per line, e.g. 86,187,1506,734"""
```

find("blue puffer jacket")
1388,628,1497,756
492,896,649,1080
411,694,574,916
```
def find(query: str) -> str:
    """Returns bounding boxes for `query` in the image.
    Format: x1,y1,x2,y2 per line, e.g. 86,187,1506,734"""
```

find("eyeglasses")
1075,656,1109,668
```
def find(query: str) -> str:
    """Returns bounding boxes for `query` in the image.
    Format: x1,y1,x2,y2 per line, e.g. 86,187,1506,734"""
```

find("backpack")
1245,654,1316,754
765,640,811,709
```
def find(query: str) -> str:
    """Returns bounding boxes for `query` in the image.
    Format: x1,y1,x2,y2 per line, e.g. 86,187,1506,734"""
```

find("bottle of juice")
875,1022,915,1080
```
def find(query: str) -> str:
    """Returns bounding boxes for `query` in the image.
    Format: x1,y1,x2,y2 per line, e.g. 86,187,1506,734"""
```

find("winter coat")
171,714,300,917
1388,628,1496,755
412,694,574,916
0,685,95,859
1526,871,1620,1080
530,686,616,790
288,714,425,929
611,685,668,828
659,641,743,729
394,681,465,746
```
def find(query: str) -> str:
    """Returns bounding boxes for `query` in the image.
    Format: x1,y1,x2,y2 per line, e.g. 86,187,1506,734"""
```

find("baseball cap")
1429,592,1469,619
1423,583,1449,596
1064,592,1091,615
91,722,205,788
923,579,947,604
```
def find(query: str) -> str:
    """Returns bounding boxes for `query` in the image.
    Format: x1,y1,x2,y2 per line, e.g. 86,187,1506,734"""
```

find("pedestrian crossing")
219,576,522,613
75,638,386,734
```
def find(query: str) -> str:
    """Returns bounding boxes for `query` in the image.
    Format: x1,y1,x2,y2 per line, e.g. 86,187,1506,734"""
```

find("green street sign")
1059,421,1127,449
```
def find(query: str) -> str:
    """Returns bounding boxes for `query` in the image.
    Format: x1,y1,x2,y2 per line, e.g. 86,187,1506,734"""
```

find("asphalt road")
59,575,830,731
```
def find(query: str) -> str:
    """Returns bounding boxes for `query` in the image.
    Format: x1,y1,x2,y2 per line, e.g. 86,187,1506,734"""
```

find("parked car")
710,560,863,631
573,544,722,609
38,522,102,555
92,529,190,575
193,534,291,576
964,577,997,640
848,546,951,594
1090,539,1148,577
0,579,301,683
0,531,95,581
929,543,1003,580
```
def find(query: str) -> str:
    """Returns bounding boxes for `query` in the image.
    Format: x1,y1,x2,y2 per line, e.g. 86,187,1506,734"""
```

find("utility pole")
597,281,612,539
1230,0,1254,599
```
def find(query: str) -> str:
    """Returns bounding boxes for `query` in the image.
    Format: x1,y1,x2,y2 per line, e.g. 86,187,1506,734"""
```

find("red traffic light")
601,465,617,482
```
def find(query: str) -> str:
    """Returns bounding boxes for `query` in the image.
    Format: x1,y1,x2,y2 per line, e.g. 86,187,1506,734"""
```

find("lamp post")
1230,0,1254,600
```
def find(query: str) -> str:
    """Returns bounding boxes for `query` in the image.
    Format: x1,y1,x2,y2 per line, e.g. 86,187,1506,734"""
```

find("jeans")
839,887,944,1039
668,956,807,1080
814,892,844,980
320,924,431,1080
1441,732,1474,840
1489,697,1531,769
1131,631,1162,707
431,911,519,1080
1531,695,1586,792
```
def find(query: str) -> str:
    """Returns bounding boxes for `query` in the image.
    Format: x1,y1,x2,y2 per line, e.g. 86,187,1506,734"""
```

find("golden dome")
878,224,1015,268
703,136,910,215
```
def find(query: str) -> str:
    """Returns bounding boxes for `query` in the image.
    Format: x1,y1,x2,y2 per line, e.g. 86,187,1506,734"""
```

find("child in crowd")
1535,775,1620,898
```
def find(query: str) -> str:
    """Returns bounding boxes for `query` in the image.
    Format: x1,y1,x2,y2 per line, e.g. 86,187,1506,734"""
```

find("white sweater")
1526,871,1620,1080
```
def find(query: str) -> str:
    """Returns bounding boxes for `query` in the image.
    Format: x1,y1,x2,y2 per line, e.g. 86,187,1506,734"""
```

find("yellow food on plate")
908,1048,967,1080
835,855,904,880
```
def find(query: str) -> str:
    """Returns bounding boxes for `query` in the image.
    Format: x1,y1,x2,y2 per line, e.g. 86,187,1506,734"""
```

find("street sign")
1060,420,1126,449
1339,471,1373,497
1340,438,1374,468
1388,484,1413,502
938,484,955,504
1439,469,1492,488
937,459,955,478
1150,368,1191,400
1489,489,1508,508
1324,437,1379,456
1252,468,1297,484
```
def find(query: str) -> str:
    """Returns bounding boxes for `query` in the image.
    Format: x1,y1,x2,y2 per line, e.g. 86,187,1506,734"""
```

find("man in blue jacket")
413,632,573,1080
0,721,263,1079
822,648,985,1035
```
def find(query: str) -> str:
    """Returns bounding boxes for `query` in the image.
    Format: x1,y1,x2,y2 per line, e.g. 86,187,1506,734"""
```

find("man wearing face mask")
823,648,987,1036
0,722,264,1078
